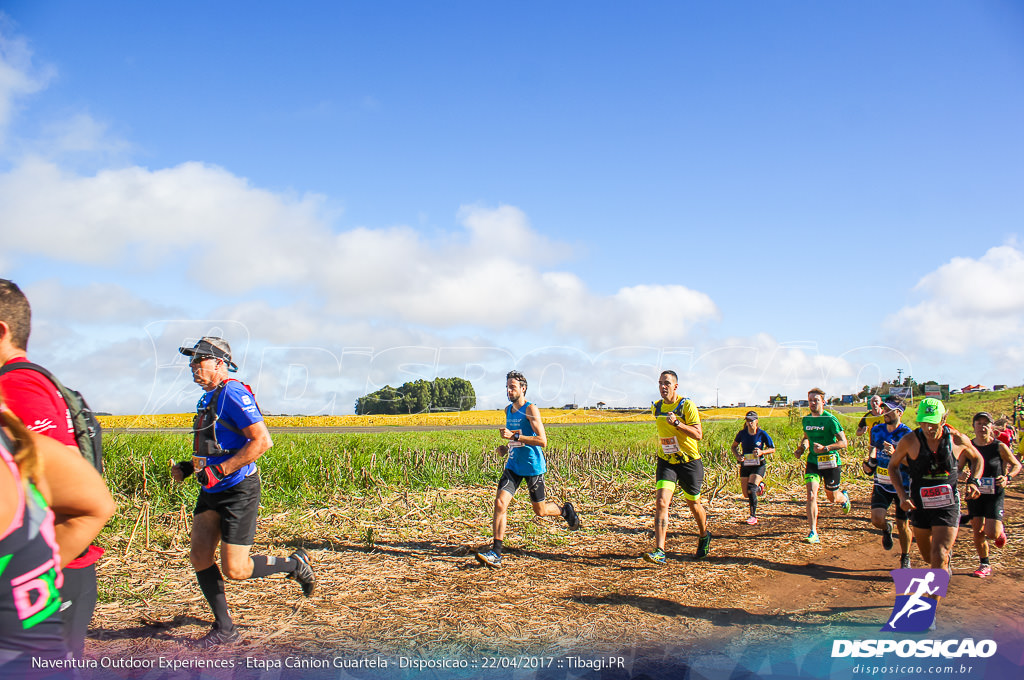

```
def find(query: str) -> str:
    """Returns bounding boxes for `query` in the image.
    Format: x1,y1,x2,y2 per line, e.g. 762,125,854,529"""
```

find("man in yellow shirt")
643,370,711,564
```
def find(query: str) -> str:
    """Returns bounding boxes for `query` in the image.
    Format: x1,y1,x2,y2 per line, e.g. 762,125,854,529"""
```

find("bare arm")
217,421,273,474
997,443,1021,487
889,435,915,511
34,432,116,567
666,412,702,440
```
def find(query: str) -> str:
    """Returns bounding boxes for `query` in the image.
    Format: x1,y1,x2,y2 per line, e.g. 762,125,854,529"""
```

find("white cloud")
883,244,1024,355
0,152,719,348
0,21,53,146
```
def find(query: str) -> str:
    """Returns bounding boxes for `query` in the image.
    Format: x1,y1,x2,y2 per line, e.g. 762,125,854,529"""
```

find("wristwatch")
512,432,521,442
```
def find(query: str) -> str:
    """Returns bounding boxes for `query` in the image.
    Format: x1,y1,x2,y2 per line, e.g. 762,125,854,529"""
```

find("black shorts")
739,463,766,480
870,485,909,522
804,461,842,491
498,469,546,503
656,457,704,500
909,489,961,529
966,490,1005,521
193,471,261,545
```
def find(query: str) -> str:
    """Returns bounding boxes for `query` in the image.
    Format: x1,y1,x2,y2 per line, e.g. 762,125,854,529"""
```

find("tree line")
354,377,477,415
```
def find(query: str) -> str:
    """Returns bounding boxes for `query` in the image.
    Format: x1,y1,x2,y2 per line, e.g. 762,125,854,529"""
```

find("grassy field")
96,389,1022,550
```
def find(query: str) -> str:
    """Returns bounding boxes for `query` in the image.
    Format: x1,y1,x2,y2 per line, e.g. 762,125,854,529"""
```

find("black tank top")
908,426,958,486
974,440,1004,479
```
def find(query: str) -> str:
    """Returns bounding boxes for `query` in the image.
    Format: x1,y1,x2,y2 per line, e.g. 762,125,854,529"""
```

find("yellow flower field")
98,405,789,429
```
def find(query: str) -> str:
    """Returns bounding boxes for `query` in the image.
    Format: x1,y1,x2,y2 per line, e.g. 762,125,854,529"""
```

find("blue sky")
1,2,1023,414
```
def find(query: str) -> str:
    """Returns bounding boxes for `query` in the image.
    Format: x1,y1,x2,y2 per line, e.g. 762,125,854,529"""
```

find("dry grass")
89,474,889,659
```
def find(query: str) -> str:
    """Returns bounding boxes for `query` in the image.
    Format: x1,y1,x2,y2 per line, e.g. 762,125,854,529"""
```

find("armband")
864,459,877,471
967,478,980,487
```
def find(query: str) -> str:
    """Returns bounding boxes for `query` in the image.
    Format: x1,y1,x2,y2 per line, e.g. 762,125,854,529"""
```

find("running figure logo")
882,569,950,632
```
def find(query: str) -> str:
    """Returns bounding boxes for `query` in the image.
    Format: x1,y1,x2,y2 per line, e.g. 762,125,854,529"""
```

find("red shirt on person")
0,357,75,446
0,356,102,568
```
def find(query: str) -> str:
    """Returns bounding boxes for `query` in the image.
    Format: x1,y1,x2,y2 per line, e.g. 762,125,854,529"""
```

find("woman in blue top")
475,371,580,569
731,411,775,525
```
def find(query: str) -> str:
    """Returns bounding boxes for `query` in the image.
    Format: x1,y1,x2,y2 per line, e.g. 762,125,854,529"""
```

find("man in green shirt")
794,387,851,543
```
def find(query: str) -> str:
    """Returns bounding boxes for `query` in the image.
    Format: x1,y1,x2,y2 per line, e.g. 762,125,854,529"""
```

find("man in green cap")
888,398,983,572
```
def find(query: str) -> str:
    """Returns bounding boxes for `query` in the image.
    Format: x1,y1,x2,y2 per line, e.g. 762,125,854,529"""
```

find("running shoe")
995,530,1007,548
563,502,581,531
882,520,894,551
841,498,852,515
803,531,820,544
973,564,992,578
642,548,666,565
696,531,712,558
900,554,911,569
475,549,502,568
757,481,766,497
194,626,241,649
746,516,758,525
288,548,316,597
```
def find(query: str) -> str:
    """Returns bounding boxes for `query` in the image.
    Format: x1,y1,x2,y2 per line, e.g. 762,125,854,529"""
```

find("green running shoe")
642,548,666,565
696,531,712,558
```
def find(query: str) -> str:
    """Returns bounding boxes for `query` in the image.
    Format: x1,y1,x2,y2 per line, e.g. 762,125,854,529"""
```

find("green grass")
101,414,857,516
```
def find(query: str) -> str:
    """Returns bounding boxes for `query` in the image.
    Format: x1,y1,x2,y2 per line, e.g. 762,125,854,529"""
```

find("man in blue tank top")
170,337,316,647
475,370,580,568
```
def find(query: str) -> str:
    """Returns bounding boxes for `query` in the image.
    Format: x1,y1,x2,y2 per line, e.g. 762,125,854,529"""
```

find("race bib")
874,468,892,486
978,477,996,495
192,455,207,471
817,453,838,469
743,452,761,464
660,437,680,456
919,483,955,509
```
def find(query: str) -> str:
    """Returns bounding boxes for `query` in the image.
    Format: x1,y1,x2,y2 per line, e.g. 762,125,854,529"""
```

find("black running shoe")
900,554,911,569
696,531,712,558
882,520,894,551
563,502,581,531
194,626,241,648
289,548,316,597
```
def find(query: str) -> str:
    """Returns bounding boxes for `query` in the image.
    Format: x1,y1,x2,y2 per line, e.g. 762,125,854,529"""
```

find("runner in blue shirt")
863,395,914,568
731,411,774,525
171,337,316,647
475,370,580,569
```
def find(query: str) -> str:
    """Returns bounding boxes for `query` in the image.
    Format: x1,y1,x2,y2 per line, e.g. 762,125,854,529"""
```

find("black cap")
745,411,758,420
973,412,994,424
178,336,238,372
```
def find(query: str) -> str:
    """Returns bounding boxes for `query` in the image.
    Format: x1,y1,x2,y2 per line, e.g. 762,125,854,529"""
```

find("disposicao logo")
882,568,949,633
830,567,998,660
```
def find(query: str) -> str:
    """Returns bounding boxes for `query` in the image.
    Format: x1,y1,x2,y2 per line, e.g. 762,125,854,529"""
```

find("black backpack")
0,361,104,474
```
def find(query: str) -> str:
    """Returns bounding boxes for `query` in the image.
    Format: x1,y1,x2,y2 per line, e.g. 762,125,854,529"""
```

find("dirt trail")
87,482,1024,675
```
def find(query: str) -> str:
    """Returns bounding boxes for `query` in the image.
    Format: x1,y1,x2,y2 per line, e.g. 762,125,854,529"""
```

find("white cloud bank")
884,244,1024,361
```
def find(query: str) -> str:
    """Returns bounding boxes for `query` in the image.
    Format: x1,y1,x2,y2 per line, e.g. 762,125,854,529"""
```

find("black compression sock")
747,483,758,515
249,555,297,579
492,540,503,556
196,565,233,631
